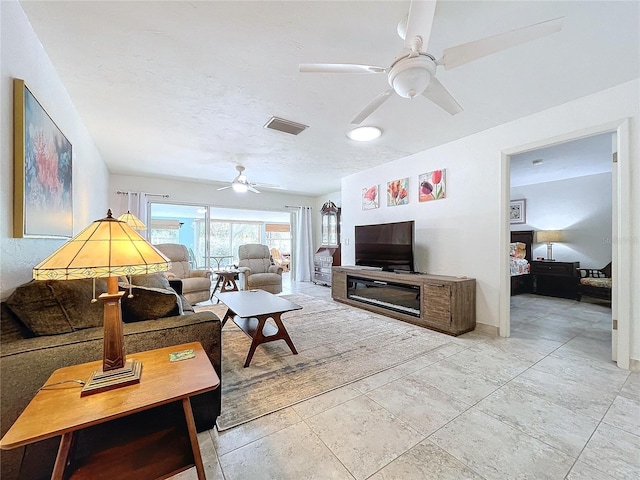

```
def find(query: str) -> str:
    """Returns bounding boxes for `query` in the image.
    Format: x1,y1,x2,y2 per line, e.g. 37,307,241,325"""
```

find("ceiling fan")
216,165,278,194
300,0,563,124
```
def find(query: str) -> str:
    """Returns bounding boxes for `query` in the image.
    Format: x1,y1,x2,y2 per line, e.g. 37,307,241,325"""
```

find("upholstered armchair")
238,244,283,294
155,243,212,304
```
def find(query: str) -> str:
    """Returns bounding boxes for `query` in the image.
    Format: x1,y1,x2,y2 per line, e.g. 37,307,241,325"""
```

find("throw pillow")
49,278,107,330
120,285,180,323
128,273,173,290
5,279,110,336
5,280,74,336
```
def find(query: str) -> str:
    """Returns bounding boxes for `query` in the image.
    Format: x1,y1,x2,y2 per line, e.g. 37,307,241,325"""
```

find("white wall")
341,80,639,362
0,1,109,300
511,173,612,268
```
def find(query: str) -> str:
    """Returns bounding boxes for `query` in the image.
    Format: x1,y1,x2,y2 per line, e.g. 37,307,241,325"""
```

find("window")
265,223,291,254
210,221,262,265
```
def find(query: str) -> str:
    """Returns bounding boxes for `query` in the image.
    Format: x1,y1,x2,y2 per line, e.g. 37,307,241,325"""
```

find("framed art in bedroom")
13,78,73,238
510,199,526,224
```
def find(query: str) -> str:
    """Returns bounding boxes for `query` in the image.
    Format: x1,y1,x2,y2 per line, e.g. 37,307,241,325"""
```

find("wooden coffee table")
216,290,302,367
0,342,219,480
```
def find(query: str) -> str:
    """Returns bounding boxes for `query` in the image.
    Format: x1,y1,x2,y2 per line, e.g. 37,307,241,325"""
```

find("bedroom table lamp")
32,210,169,396
536,229,564,261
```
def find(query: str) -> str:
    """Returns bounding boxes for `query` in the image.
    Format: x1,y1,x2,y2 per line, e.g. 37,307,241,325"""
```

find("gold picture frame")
14,78,73,238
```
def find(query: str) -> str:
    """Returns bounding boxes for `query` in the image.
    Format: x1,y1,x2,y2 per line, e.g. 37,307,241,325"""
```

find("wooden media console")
331,266,476,336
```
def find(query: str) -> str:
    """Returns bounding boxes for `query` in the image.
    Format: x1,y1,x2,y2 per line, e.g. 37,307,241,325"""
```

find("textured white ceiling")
510,132,614,188
20,1,640,196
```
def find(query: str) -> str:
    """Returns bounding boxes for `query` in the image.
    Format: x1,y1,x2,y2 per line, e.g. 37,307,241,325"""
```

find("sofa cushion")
120,285,181,323
4,279,106,336
0,303,34,344
129,273,173,290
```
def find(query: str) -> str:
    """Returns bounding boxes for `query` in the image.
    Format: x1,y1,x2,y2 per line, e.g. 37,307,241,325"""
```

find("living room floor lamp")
32,210,169,396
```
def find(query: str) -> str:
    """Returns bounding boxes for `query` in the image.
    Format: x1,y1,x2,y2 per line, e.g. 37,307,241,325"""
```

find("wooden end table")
210,269,240,302
0,342,219,480
216,290,302,367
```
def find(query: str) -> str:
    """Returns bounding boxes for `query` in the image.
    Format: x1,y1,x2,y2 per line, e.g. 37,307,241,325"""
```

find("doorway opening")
501,119,631,369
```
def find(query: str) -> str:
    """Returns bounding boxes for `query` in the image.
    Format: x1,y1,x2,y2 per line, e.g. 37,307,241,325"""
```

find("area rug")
196,293,453,430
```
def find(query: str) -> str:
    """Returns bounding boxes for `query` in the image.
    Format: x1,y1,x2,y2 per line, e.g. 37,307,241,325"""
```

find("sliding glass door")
148,203,291,271
149,203,208,268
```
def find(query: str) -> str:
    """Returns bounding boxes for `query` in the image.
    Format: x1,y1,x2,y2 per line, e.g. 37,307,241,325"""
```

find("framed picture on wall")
13,78,73,238
362,185,379,210
510,199,526,224
387,177,409,206
419,169,446,202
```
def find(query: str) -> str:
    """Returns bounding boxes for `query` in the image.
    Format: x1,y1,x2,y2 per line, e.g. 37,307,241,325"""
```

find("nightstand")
530,261,580,299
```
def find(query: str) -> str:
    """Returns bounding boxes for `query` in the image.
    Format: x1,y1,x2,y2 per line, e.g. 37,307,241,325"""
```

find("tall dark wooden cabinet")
313,201,341,286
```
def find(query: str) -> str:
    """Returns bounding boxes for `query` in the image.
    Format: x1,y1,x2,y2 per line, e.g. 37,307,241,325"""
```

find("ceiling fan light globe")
232,182,248,193
388,55,434,98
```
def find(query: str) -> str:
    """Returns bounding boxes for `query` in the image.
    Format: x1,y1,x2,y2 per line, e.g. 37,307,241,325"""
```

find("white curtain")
135,192,148,227
295,206,314,282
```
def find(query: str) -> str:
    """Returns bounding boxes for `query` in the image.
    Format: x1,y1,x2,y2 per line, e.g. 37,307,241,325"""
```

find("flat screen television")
355,220,415,272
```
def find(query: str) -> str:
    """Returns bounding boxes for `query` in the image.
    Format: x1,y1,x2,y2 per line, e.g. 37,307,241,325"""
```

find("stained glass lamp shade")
32,210,169,395
117,211,146,230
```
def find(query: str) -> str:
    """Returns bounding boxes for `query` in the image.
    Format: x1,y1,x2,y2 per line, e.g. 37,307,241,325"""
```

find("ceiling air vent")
264,117,308,136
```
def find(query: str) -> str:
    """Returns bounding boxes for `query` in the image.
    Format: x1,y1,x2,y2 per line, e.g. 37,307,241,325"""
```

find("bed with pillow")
510,230,533,295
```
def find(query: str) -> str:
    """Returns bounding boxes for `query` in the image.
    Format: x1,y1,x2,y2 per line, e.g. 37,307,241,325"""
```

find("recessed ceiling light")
532,159,544,166
347,126,382,142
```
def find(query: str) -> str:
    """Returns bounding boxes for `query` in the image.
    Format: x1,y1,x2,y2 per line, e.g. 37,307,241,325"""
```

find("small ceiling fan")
216,165,278,194
300,0,563,124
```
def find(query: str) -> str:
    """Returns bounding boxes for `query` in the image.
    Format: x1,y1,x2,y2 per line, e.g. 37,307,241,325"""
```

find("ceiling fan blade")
421,77,463,115
247,185,261,194
216,185,232,191
404,0,437,52
300,63,386,74
438,17,564,70
351,89,394,125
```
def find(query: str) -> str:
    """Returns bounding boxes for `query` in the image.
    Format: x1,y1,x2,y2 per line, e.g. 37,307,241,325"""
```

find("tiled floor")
175,277,639,480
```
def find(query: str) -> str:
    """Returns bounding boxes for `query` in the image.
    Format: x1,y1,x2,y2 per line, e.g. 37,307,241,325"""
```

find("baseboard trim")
629,358,640,372
475,322,499,336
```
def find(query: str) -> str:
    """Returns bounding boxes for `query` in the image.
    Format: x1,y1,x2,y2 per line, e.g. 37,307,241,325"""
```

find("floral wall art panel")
419,169,446,202
14,79,73,238
362,185,379,210
387,177,409,206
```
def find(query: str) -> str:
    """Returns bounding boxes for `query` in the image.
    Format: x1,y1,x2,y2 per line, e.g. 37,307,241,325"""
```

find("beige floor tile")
603,395,640,436
292,385,362,419
368,439,485,480
212,407,302,456
218,421,355,480
366,373,471,436
619,372,640,401
510,367,618,420
348,343,467,394
578,423,640,480
567,460,617,480
305,395,424,480
445,344,534,383
476,384,599,457
534,353,630,392
430,409,574,480
408,359,503,405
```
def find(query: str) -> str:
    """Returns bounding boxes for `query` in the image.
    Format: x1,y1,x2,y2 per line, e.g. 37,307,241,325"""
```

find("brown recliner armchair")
238,244,283,294
155,244,212,304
